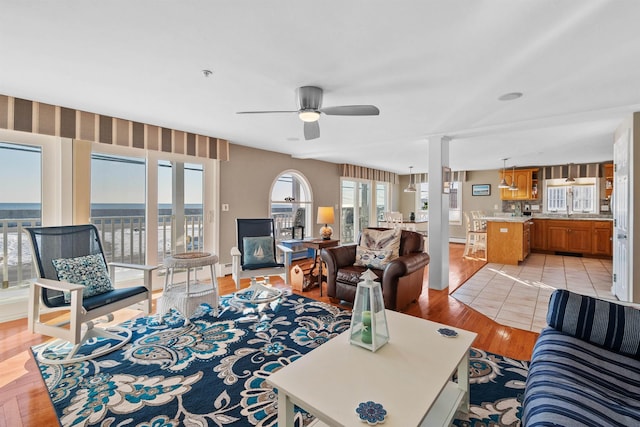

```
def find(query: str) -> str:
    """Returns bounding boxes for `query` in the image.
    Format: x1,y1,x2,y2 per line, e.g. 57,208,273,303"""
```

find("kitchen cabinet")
486,219,532,265
592,221,613,256
523,220,532,258
604,163,614,201
499,168,539,200
531,219,546,250
546,220,592,253
533,219,612,257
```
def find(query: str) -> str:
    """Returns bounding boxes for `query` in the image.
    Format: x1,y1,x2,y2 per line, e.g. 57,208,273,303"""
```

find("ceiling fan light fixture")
498,92,523,101
298,110,320,122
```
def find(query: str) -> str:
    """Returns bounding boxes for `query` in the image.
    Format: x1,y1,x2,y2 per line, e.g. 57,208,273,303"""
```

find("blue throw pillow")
242,236,276,267
52,253,114,303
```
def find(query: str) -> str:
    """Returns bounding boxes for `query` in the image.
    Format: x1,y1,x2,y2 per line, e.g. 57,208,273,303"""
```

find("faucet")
514,202,522,217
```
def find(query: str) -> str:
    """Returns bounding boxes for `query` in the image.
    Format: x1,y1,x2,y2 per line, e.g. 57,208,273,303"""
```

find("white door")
613,130,631,301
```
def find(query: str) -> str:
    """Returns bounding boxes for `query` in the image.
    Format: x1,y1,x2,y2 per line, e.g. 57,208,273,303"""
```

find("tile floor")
451,253,614,332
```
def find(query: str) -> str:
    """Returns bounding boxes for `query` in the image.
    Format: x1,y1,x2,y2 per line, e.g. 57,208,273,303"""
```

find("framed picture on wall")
472,184,491,196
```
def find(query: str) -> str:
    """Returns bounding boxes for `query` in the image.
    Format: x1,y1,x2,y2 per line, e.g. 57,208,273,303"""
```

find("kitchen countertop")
481,216,532,223
482,215,613,222
530,215,613,221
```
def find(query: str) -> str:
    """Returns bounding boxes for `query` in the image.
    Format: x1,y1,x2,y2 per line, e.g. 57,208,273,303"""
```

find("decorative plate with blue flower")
437,327,459,337
355,401,387,425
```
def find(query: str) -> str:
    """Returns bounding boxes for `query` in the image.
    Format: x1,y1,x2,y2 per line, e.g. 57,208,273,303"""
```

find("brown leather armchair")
321,228,430,311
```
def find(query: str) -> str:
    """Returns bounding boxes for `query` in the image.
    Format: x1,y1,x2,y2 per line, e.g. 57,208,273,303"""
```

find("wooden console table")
302,239,339,296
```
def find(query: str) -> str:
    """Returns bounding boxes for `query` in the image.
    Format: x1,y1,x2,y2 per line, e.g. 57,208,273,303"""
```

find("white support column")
427,136,451,290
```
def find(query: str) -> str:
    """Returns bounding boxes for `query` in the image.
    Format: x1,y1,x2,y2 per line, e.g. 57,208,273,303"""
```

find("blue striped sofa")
522,289,640,426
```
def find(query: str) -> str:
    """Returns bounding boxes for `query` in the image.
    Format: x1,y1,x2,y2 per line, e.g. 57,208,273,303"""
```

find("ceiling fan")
236,86,380,140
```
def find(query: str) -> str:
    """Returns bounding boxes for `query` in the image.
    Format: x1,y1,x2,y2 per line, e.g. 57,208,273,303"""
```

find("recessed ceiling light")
202,69,213,78
498,92,523,101
286,137,300,142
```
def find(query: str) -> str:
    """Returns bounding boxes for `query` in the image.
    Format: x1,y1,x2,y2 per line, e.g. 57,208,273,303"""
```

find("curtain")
339,164,398,184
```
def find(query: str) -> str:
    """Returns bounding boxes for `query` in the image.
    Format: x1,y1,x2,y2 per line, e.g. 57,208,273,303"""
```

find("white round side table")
159,252,219,324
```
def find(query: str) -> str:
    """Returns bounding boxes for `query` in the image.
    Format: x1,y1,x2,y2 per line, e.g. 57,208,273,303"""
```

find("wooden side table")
302,239,339,296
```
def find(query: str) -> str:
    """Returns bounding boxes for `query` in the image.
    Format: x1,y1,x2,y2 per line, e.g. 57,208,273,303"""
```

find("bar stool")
463,212,487,260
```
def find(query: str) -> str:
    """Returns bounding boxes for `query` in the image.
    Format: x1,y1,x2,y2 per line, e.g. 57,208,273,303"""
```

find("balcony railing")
0,215,203,289
0,219,40,288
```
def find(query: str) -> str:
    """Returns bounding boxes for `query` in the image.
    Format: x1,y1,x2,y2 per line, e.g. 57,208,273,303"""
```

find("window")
0,142,42,288
270,171,312,241
91,153,146,264
417,180,462,224
545,178,598,214
341,179,381,244
449,181,462,224
375,182,389,222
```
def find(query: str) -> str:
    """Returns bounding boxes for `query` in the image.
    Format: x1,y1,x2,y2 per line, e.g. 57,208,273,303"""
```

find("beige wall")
218,144,341,265
397,170,504,240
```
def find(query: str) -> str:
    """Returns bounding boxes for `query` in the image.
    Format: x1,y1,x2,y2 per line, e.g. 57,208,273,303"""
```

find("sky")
0,143,203,205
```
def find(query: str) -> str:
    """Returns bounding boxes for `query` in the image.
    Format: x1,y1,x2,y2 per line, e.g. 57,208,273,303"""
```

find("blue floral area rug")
33,294,528,427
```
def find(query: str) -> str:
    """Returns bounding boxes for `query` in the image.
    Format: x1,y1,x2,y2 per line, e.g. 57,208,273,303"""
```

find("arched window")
270,170,313,241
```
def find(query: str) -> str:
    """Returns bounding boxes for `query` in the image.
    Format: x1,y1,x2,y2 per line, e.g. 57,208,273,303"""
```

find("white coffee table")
267,310,477,427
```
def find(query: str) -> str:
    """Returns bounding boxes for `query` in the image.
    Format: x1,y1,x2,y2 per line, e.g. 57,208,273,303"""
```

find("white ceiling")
2,1,639,174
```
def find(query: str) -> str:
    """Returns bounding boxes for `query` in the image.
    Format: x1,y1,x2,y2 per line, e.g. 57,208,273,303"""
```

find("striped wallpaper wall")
0,95,229,161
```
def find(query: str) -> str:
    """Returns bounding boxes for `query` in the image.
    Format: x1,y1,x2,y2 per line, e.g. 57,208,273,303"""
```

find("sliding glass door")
341,179,372,244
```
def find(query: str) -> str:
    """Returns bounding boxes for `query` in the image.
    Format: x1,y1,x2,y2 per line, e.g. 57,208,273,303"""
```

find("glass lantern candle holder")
349,269,389,352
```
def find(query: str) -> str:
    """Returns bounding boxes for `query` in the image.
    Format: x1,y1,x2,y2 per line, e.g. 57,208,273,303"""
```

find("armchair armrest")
31,277,84,292
28,278,85,335
321,244,357,270
109,262,159,273
383,252,430,279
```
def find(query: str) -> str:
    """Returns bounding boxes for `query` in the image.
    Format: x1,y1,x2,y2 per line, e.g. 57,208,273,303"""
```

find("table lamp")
317,206,335,240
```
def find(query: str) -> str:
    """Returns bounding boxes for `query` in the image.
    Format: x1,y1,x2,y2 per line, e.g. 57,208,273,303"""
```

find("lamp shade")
316,206,335,224
317,206,335,240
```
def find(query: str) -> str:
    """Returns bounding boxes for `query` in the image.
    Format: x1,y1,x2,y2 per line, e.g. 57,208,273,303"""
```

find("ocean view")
0,203,204,221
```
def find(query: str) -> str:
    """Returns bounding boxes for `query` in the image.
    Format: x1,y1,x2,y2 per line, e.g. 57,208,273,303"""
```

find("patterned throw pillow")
355,247,395,269
354,228,401,269
242,236,276,267
52,253,114,303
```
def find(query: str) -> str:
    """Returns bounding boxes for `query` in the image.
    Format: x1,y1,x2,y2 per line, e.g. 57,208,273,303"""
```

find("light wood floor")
0,243,539,427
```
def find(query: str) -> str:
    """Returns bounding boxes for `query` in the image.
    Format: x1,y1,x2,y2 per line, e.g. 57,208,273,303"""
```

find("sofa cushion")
522,327,640,426
547,289,640,359
354,228,401,269
337,265,384,286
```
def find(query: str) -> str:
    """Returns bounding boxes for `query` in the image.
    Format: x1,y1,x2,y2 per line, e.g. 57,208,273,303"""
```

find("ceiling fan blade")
319,105,380,116
236,110,298,114
304,121,320,140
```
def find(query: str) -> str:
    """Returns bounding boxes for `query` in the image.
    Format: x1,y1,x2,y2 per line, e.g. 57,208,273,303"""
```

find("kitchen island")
482,217,533,265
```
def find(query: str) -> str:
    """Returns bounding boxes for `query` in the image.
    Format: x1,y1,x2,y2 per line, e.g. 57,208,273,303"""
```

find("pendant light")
498,158,510,189
509,165,519,191
404,166,416,193
565,163,576,182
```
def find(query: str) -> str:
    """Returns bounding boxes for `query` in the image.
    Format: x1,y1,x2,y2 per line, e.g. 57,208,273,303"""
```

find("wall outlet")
222,203,229,211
